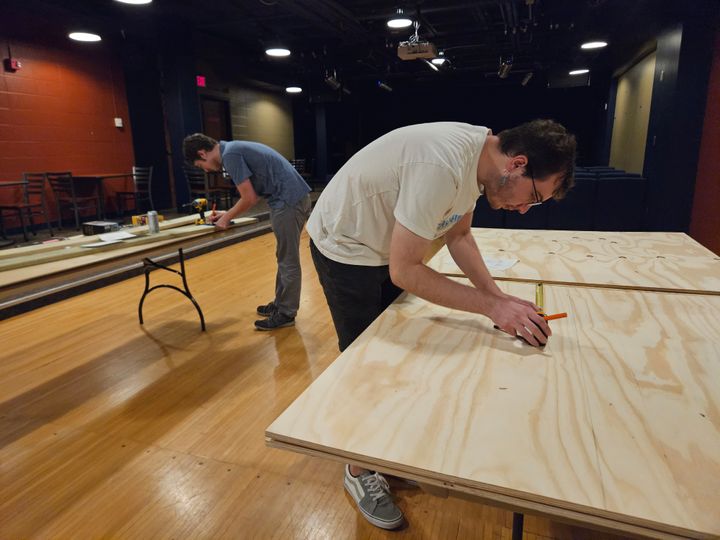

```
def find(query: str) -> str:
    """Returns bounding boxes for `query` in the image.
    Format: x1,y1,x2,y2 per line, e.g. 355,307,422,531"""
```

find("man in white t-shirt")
306,119,576,530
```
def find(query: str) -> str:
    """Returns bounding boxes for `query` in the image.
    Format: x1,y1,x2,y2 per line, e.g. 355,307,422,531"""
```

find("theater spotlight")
498,56,513,79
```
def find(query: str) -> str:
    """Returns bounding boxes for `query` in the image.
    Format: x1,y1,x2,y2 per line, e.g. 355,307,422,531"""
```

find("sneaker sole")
254,321,295,331
343,477,404,530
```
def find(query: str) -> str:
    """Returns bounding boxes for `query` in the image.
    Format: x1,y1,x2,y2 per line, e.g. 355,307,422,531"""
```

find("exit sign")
196,75,206,87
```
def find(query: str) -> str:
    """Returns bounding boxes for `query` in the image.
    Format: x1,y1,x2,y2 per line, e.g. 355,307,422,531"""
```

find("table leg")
97,178,105,220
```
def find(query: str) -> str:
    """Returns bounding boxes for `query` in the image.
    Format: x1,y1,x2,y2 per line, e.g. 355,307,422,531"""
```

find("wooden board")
426,228,720,294
266,280,720,539
0,212,255,262
0,214,257,289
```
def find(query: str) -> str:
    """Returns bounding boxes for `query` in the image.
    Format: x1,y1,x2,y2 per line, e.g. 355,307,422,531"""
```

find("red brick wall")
0,37,135,229
689,28,720,255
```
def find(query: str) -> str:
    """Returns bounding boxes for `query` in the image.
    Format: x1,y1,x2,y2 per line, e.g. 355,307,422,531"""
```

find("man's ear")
510,154,528,170
196,150,207,162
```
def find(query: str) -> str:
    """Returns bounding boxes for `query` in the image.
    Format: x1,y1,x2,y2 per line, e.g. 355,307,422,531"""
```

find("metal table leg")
138,247,206,331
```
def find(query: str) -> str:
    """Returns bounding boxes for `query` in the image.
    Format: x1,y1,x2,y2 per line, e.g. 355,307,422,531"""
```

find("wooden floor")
0,231,628,539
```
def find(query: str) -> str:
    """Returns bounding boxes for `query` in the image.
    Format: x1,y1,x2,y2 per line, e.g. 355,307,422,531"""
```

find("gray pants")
270,194,312,318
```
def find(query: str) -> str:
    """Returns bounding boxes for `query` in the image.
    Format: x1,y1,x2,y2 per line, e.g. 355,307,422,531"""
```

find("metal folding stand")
512,512,524,540
138,247,206,331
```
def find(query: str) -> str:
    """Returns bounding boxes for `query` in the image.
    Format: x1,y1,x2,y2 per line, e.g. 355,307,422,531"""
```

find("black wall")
122,18,202,212
643,11,717,231
294,78,611,178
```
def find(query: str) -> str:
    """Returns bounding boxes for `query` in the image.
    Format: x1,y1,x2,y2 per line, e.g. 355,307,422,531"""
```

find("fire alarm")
3,58,21,72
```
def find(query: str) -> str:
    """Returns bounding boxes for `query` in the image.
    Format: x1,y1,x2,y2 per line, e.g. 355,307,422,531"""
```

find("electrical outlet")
3,58,21,72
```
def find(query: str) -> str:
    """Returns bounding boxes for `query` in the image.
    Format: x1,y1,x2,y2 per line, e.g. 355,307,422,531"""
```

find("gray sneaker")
343,465,404,530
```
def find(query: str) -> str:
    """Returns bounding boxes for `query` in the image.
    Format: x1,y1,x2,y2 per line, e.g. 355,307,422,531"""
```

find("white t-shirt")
307,122,488,266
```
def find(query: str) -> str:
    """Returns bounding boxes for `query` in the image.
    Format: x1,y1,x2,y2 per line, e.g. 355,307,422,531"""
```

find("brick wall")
0,37,135,229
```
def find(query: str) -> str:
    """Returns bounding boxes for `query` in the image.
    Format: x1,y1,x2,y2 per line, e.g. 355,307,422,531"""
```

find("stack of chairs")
473,165,648,232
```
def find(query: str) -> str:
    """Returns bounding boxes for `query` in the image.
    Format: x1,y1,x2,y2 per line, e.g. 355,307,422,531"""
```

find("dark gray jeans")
270,194,312,318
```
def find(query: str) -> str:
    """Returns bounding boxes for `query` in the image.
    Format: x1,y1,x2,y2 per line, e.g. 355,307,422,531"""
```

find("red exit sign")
196,75,206,87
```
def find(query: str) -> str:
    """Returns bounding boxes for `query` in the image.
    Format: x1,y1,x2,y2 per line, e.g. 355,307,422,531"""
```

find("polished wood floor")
0,231,627,539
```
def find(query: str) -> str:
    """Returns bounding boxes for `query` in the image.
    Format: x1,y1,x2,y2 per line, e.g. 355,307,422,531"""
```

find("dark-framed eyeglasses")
526,164,543,207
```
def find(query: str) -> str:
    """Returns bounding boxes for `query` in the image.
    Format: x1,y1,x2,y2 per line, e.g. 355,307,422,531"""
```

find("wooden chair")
47,171,101,230
116,166,154,215
0,173,53,241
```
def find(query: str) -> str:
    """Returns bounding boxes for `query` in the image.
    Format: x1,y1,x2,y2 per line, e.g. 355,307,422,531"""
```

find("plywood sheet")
426,228,720,294
267,281,720,539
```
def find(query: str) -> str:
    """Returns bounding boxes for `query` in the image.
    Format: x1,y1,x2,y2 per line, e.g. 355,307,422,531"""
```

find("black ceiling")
3,0,712,91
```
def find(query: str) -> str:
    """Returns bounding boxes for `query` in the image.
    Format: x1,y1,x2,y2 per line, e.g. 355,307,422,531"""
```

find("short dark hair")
498,119,576,200
183,133,218,164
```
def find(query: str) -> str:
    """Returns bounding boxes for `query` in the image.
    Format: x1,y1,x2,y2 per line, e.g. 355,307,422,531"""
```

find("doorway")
201,97,232,141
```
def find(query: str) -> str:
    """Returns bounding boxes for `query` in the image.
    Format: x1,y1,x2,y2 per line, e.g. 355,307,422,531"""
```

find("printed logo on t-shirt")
436,214,463,232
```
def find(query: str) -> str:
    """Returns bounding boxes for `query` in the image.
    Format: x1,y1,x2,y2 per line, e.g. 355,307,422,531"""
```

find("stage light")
387,8,412,28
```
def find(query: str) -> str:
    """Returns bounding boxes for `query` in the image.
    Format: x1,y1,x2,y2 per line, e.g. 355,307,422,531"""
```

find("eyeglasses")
526,165,543,207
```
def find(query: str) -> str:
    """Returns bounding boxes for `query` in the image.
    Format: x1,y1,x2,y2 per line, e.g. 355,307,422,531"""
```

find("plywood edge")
434,270,720,296
264,435,715,540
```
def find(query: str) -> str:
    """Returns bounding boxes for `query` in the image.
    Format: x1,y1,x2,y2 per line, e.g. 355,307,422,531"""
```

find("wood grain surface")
267,280,720,539
426,228,720,294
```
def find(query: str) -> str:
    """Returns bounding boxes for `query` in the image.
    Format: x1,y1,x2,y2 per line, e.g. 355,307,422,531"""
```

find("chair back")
290,158,313,180
22,172,48,204
132,166,153,193
290,159,306,174
47,171,75,198
183,165,210,199
131,165,154,211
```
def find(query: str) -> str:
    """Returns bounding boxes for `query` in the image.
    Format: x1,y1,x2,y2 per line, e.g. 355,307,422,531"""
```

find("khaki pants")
269,194,312,318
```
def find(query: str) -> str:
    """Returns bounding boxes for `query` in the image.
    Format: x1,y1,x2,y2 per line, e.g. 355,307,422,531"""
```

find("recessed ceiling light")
581,41,608,50
115,0,152,4
285,86,302,94
431,57,447,65
387,17,412,28
387,9,413,28
266,48,291,57
569,69,590,75
68,32,102,42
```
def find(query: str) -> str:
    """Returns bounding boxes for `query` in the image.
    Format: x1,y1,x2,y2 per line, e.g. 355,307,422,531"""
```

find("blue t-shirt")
219,141,310,209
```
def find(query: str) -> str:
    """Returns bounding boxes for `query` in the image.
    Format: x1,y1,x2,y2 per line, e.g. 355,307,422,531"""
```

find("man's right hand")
488,294,551,347
207,210,230,228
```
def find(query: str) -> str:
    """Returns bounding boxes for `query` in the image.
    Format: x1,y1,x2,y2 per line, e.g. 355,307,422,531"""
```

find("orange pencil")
543,312,568,321
211,202,217,217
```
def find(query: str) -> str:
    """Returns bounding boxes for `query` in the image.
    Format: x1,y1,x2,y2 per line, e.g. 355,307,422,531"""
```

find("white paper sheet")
98,231,136,242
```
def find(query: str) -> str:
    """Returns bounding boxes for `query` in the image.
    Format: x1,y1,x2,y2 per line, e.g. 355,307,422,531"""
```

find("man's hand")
209,210,231,229
488,295,551,347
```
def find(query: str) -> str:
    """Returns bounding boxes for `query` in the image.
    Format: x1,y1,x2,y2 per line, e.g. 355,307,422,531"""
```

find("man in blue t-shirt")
183,133,312,330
